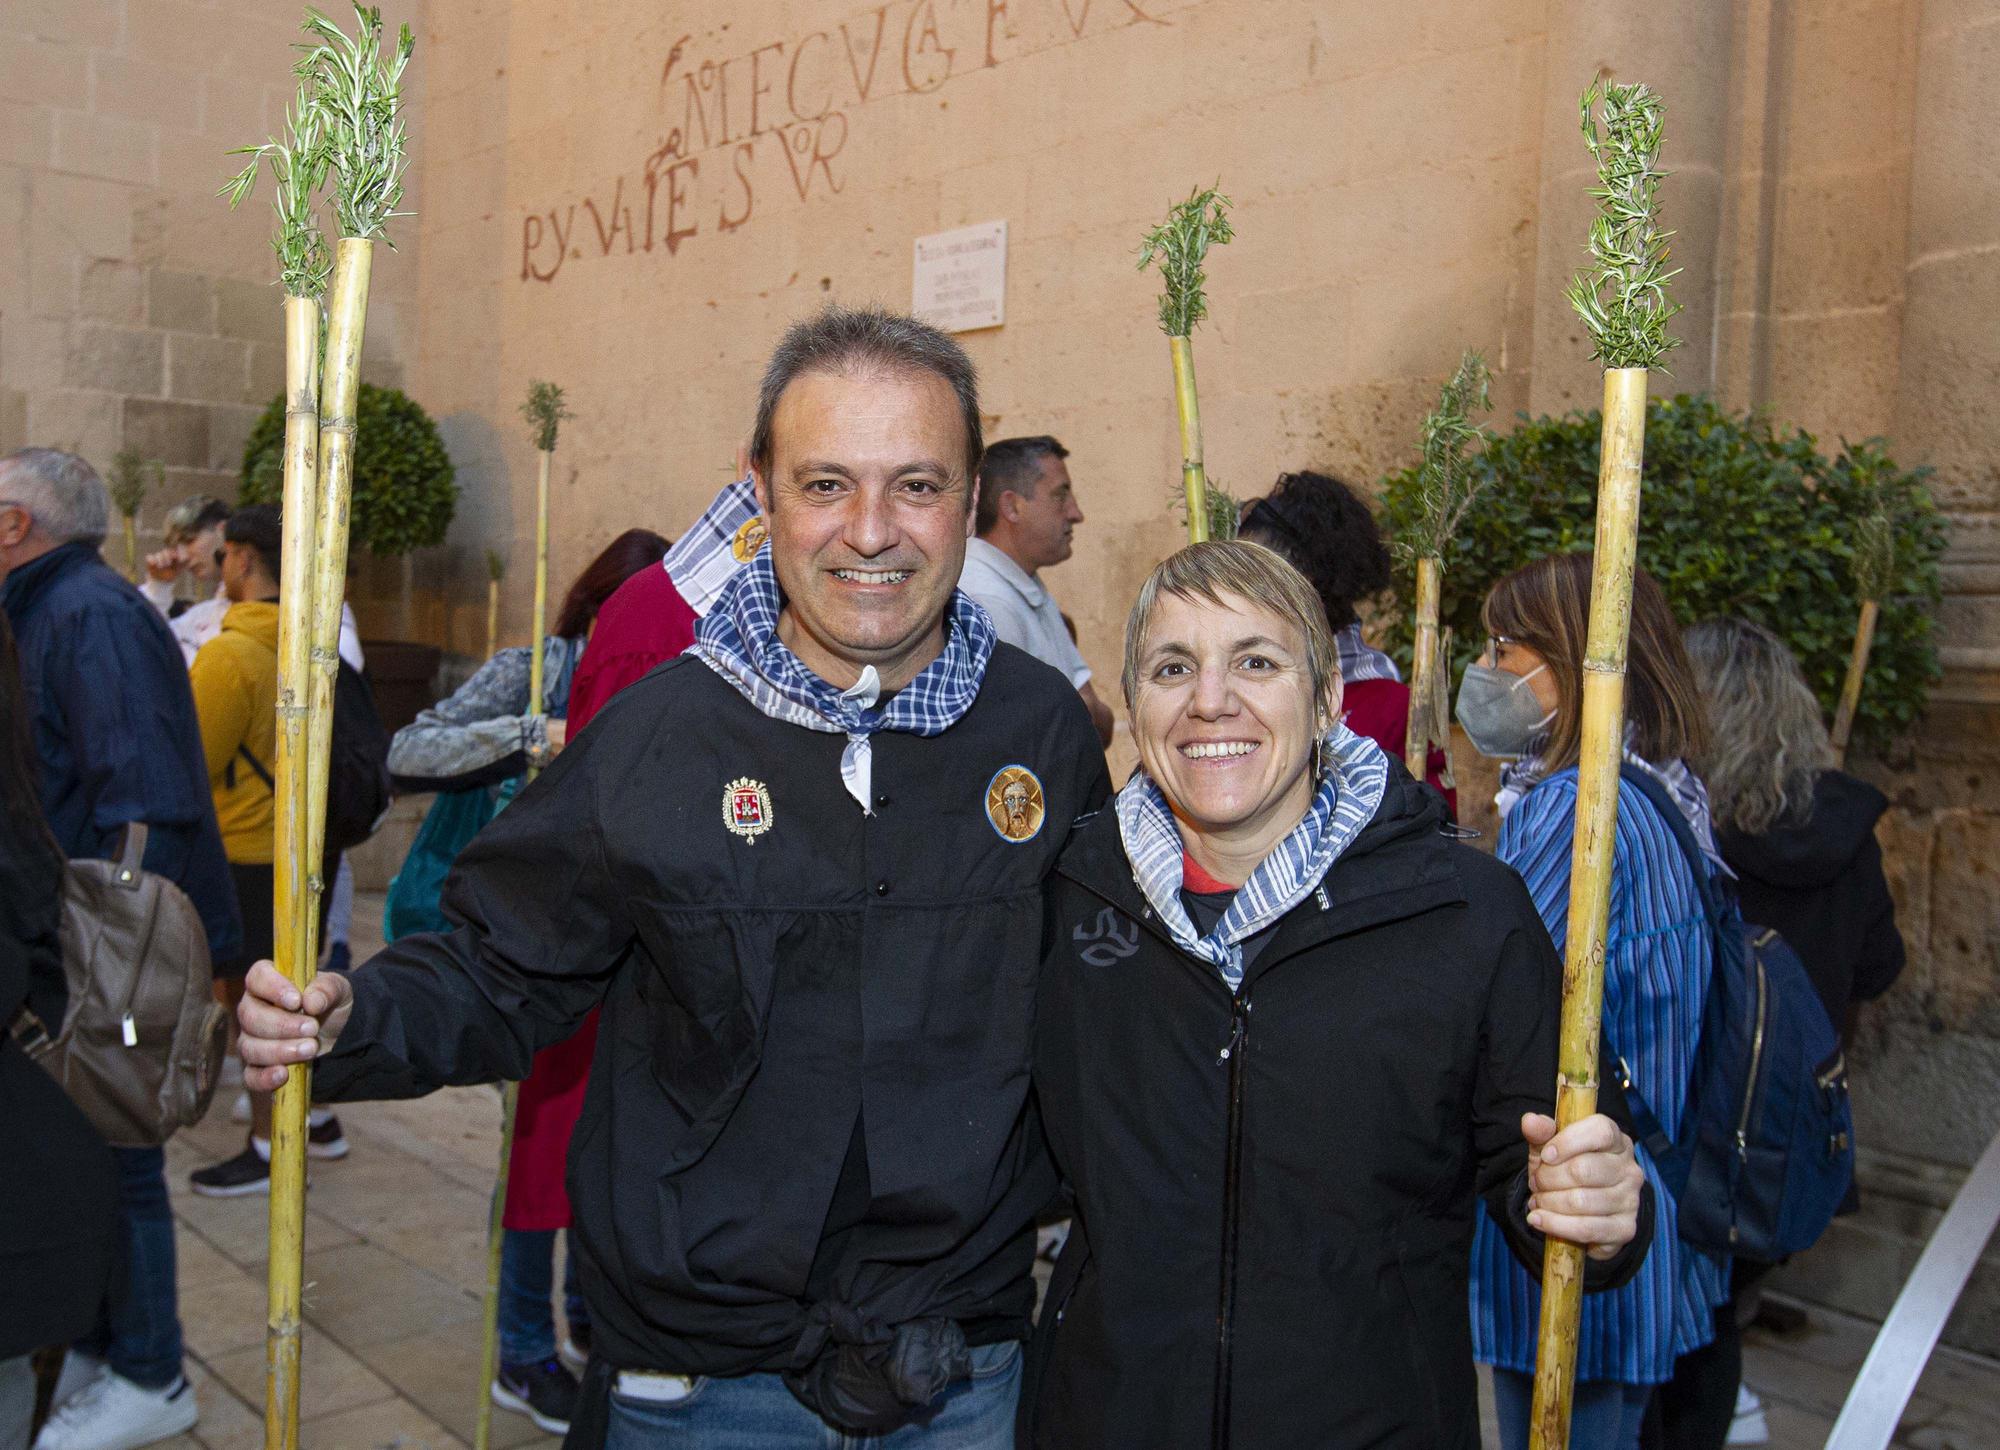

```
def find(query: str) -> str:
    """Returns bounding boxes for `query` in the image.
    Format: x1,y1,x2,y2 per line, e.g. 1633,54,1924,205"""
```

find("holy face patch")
986,765,1045,843
724,777,773,842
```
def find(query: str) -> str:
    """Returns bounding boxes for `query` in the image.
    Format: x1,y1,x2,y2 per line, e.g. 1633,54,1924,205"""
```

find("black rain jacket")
313,647,1109,1440
1023,773,1649,1450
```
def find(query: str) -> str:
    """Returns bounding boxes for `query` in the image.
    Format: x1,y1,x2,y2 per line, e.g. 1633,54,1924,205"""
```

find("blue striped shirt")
1469,769,1731,1384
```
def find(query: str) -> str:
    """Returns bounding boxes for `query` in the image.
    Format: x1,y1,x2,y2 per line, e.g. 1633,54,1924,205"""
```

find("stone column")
1526,0,1735,415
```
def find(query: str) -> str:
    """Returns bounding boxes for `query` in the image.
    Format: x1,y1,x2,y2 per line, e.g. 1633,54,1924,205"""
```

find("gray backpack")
11,824,229,1146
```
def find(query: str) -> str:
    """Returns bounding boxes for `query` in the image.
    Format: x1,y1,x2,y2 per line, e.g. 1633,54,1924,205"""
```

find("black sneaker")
493,1358,579,1435
190,1144,271,1197
307,1113,350,1160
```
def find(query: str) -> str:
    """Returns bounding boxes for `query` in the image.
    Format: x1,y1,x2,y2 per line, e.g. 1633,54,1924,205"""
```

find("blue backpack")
1613,766,1854,1263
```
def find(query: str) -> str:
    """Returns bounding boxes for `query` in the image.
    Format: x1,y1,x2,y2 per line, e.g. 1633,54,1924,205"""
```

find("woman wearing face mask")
1456,553,1731,1450
1025,540,1651,1449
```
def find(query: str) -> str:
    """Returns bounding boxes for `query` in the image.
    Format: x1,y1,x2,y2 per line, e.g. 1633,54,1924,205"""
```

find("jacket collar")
0,540,99,622
1060,767,1467,990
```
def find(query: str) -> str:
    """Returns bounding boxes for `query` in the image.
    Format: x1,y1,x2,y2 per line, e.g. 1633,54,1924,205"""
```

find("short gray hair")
1684,617,1832,836
1123,540,1338,711
0,449,110,545
751,305,983,484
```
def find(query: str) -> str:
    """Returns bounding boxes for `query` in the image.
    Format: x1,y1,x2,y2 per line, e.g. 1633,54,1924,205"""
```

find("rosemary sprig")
1402,350,1493,561
1138,186,1234,338
220,72,332,298
485,548,507,583
1564,81,1682,372
520,380,573,454
299,5,414,243
107,447,159,520
1852,508,1898,602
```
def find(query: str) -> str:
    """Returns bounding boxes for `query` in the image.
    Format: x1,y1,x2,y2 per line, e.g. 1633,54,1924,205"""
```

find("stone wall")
0,0,421,593
6,0,1996,1356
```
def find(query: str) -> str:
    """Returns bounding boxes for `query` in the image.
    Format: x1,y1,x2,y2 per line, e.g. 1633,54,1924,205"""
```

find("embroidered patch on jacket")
985,765,1045,843
724,777,773,842
731,516,768,562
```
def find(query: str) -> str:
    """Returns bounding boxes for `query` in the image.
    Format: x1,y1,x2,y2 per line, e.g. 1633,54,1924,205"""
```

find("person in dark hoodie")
1026,540,1650,1450
1685,617,1905,1031
0,607,118,1448
1650,616,1907,1450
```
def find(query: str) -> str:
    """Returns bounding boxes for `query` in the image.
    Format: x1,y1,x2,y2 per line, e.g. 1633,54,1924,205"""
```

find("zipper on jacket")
1729,958,1769,1246
1211,987,1249,1450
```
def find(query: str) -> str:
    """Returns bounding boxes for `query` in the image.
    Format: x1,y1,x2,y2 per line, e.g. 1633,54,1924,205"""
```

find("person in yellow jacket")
186,505,348,1197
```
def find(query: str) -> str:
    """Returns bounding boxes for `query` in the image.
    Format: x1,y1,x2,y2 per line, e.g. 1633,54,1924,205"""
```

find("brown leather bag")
9,823,228,1146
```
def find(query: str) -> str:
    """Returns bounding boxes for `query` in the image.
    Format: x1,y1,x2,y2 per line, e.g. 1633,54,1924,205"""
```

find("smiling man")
232,308,1109,1448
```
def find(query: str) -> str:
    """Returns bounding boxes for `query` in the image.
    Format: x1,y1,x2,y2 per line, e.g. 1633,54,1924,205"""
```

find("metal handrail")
1824,1123,2000,1449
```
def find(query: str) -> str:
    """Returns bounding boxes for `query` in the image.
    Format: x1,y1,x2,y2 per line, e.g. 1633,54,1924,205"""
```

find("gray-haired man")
235,309,1109,1447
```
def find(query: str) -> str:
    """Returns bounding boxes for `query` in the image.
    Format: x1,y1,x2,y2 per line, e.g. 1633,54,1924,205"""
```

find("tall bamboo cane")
222,59,334,1450
484,549,505,660
470,382,572,1450
1528,80,1682,1450
1139,187,1233,544
1401,351,1491,782
230,12,411,1449
1830,509,1895,767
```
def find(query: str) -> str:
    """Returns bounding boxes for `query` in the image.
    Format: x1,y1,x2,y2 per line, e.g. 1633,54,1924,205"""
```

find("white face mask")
1454,661,1555,759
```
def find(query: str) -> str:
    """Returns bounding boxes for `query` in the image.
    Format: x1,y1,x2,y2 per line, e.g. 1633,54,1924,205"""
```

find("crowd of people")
0,305,1904,1450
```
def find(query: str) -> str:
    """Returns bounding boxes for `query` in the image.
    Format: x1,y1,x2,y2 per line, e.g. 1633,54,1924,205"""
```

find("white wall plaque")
912,221,1007,333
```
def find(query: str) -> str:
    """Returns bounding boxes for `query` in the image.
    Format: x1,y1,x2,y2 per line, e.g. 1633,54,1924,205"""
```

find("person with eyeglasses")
1456,553,1731,1450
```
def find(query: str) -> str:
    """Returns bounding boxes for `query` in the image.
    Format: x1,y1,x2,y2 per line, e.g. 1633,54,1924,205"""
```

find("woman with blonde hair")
1025,539,1649,1449
1456,552,1730,1450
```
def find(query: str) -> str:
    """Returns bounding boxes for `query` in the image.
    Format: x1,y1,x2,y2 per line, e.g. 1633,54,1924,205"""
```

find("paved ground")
133,892,1997,1449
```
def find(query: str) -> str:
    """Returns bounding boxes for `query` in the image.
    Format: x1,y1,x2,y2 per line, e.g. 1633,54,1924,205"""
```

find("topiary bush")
239,382,457,557
1378,394,1948,751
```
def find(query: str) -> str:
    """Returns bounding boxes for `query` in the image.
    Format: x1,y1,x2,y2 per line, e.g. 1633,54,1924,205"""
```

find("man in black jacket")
238,307,1110,1447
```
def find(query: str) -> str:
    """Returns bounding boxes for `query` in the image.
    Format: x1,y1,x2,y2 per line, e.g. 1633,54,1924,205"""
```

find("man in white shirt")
958,436,1114,746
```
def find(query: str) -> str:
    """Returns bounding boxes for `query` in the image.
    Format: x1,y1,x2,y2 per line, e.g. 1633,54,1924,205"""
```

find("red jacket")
503,565,699,1229
1340,677,1456,819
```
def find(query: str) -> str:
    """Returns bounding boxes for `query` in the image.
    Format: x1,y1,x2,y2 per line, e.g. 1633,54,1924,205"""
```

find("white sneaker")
1727,1383,1769,1445
48,1352,104,1411
33,1369,197,1450
229,1090,251,1124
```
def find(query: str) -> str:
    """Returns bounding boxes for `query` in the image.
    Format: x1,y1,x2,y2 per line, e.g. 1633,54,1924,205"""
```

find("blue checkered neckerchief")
1117,721,1390,990
689,547,997,812
663,475,762,616
1334,623,1401,686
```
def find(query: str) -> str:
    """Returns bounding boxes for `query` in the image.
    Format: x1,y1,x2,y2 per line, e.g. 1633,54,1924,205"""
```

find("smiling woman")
1024,540,1655,1450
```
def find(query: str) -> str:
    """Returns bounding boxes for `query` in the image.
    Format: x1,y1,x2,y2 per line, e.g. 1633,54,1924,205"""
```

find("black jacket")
314,648,1109,1433
0,760,118,1359
1025,774,1648,1450
1718,770,1905,1029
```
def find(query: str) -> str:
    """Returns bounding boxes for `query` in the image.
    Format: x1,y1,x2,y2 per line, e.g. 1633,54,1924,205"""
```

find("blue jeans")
605,1339,1021,1449
1491,1367,1650,1450
77,1146,182,1389
498,1228,590,1366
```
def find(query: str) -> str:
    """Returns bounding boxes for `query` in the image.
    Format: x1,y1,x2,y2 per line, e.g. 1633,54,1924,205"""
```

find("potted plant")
240,378,457,734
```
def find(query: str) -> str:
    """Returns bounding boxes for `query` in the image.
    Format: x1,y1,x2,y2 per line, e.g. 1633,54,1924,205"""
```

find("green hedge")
239,383,457,558
1378,394,1947,750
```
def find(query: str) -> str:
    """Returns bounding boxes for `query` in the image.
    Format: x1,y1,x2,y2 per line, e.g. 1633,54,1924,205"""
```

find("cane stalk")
107,448,157,582
1528,80,1681,1450
470,383,570,1450
235,12,409,1449
1400,352,1491,782
1830,509,1895,767
1139,186,1233,543
484,549,505,660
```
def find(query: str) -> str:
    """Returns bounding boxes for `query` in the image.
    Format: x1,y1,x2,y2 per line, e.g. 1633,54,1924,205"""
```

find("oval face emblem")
724,777,773,842
731,516,768,562
985,765,1045,844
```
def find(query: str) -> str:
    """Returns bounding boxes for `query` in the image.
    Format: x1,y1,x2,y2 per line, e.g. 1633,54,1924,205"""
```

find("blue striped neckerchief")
1116,721,1391,990
688,547,998,814
663,474,761,617
1333,622,1401,686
